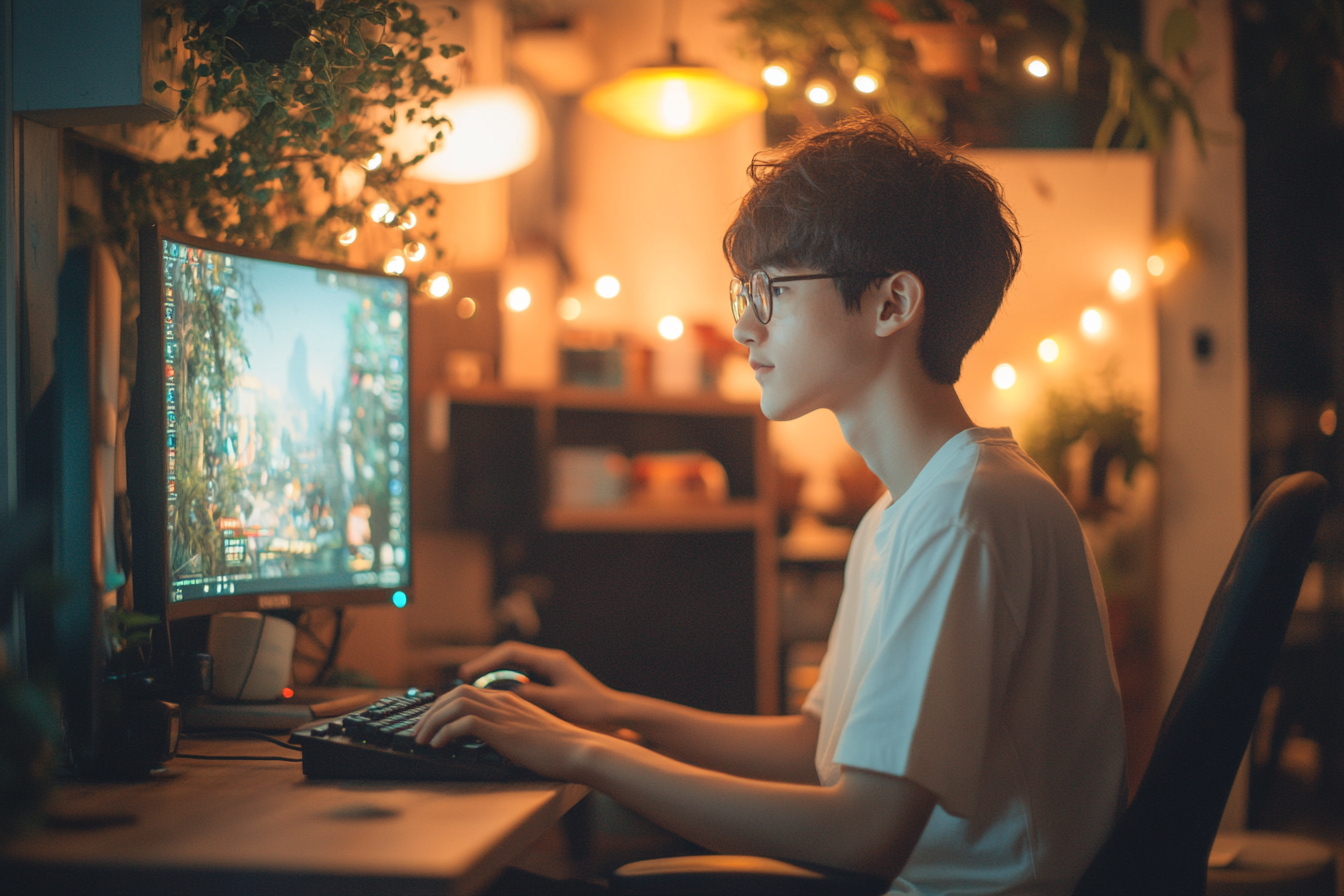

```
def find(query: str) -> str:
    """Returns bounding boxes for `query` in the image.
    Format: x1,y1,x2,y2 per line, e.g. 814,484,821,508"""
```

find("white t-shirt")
803,427,1127,896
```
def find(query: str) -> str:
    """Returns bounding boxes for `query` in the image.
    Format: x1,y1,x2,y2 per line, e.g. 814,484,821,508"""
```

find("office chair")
611,471,1329,896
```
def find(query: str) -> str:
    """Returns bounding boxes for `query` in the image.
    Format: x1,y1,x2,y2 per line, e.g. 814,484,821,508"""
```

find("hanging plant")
105,0,464,260
728,0,1204,152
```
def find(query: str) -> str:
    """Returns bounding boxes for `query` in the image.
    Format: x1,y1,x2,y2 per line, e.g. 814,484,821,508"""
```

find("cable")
180,731,301,751
176,753,303,762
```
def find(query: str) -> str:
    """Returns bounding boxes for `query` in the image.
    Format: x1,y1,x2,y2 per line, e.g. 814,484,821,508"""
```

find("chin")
758,390,814,422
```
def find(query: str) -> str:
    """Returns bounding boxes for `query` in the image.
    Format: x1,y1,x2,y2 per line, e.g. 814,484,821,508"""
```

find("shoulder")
909,430,1075,535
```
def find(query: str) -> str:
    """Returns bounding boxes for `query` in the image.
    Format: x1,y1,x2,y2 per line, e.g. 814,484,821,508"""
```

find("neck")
833,357,975,503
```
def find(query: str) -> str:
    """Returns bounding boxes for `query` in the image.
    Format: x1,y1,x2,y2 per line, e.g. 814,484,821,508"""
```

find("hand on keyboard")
412,682,601,782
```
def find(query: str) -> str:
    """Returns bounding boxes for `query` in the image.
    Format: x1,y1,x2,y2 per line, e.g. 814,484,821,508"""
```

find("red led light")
282,687,294,699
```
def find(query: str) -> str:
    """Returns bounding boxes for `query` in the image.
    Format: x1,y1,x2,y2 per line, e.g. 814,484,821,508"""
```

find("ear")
872,271,924,338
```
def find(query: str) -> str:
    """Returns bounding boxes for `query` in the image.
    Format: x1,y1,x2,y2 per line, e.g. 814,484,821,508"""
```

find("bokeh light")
1080,307,1105,337
1108,268,1133,298
558,296,582,321
762,65,789,87
658,315,685,340
427,273,452,298
992,363,1017,389
456,296,477,319
337,226,358,246
505,287,532,312
595,275,621,299
1024,56,1050,78
1037,338,1060,363
806,79,836,106
383,254,406,275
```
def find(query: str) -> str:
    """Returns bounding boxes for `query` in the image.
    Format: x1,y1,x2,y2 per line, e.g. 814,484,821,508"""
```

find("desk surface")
2,736,588,896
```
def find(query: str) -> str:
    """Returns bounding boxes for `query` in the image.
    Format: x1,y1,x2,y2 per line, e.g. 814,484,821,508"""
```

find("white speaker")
207,612,297,702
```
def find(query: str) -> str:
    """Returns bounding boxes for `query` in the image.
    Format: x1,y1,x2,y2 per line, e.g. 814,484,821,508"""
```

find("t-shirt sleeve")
832,524,1018,820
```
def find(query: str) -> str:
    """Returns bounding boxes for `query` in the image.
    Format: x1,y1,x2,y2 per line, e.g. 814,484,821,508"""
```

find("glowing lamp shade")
582,66,766,139
383,85,540,184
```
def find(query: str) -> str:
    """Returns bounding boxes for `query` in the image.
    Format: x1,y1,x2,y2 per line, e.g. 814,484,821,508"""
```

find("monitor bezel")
128,223,415,621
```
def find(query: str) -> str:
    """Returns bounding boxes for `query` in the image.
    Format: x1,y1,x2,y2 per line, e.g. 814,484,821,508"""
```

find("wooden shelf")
440,384,761,417
545,500,764,532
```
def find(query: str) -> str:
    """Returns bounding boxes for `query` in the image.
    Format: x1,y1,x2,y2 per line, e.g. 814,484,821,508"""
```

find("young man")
414,115,1127,895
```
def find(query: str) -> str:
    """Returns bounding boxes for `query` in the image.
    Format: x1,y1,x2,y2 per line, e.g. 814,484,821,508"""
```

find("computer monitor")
128,225,412,622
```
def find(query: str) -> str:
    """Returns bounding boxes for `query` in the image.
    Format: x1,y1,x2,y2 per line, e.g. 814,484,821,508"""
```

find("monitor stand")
182,686,383,731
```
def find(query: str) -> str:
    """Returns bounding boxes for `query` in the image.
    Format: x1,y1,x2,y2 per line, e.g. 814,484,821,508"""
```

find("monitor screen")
129,227,412,619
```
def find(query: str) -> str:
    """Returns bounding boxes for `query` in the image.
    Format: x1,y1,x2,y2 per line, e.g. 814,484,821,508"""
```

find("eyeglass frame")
729,270,881,325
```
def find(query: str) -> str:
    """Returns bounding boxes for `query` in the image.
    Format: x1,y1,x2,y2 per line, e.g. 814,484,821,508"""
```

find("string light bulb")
1024,56,1050,78
853,70,881,94
1108,268,1134,298
369,200,391,223
427,273,452,298
337,226,358,246
402,241,426,263
762,64,789,87
658,315,685,340
398,211,418,231
457,296,477,319
383,254,406,275
806,79,836,106
363,152,383,171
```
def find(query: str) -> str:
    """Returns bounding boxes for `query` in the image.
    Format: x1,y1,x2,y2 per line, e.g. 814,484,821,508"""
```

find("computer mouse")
471,669,531,691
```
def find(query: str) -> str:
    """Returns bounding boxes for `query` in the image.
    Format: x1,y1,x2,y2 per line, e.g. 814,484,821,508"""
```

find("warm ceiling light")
658,315,685,340
383,254,406,275
337,226,358,246
1037,338,1060,363
1108,268,1134,298
505,287,532,312
595,275,621,299
363,152,383,171
1080,308,1105,337
398,211,417,231
402,241,426,263
1024,56,1050,78
762,64,789,87
427,273,452,298
992,363,1017,389
853,70,881,94
558,296,582,321
380,85,540,183
806,79,836,106
583,63,767,139
369,200,391,223
456,296,477,319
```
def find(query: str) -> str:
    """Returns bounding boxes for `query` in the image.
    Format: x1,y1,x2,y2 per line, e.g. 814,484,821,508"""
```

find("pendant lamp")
581,2,765,140
381,84,541,184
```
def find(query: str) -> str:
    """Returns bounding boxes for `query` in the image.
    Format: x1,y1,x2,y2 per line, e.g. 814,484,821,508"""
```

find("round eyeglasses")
729,271,852,325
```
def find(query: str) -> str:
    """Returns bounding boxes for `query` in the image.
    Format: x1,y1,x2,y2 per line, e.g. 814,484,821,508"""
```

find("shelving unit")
436,386,778,715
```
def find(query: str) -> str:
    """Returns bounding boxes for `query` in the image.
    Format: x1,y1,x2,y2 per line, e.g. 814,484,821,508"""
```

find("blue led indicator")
391,590,408,608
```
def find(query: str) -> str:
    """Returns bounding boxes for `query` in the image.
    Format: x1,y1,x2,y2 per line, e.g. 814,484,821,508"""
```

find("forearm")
567,736,930,879
608,692,819,783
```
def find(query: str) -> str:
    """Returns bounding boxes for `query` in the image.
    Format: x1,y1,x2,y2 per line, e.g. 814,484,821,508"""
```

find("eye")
771,285,784,298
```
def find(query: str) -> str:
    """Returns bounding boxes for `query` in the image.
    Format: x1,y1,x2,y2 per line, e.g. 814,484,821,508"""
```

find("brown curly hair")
723,114,1022,385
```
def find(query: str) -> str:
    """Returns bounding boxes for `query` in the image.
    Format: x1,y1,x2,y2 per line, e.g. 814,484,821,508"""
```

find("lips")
749,359,772,371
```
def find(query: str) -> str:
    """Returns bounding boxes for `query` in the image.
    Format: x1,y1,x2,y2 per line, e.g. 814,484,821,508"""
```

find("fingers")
413,686,530,745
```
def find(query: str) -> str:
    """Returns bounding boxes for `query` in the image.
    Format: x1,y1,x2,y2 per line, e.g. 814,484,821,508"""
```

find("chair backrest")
1073,471,1329,896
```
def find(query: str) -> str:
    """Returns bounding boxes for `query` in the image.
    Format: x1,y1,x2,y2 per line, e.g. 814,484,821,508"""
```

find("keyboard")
290,688,541,782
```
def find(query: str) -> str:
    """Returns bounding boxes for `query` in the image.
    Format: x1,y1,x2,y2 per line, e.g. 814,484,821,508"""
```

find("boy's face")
731,267,888,421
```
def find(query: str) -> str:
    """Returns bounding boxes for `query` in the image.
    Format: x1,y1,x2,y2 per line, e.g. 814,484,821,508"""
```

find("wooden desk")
1,736,589,895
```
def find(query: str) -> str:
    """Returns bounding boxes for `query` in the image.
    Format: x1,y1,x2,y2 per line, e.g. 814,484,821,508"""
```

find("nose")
733,311,763,347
